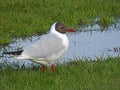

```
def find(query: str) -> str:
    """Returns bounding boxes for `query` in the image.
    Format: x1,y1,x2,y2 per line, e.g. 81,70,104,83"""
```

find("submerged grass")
0,57,120,90
0,0,120,45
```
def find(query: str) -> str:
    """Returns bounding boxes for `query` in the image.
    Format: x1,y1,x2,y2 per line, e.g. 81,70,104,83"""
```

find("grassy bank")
0,0,120,45
0,57,120,90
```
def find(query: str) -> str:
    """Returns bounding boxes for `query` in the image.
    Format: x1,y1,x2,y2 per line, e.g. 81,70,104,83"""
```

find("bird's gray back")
23,34,65,59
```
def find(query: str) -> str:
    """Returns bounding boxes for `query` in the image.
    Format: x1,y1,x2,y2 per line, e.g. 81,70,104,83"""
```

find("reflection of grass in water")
0,57,120,90
0,0,120,45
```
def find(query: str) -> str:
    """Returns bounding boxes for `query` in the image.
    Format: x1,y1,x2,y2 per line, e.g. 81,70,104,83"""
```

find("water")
65,23,120,60
0,23,120,68
66,30,120,59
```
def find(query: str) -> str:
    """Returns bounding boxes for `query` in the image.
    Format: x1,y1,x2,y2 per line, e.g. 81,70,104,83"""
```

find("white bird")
3,22,75,73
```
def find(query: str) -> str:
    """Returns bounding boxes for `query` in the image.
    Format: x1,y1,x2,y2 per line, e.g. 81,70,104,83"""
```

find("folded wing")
22,34,65,59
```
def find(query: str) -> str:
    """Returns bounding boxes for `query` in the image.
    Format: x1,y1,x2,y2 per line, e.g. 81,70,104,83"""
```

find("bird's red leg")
51,64,55,74
42,65,46,72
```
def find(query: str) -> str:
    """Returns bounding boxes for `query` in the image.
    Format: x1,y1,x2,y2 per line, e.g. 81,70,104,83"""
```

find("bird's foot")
42,65,46,72
51,64,55,74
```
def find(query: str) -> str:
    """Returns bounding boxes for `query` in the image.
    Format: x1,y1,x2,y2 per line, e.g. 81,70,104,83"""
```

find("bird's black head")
55,22,67,34
55,22,75,34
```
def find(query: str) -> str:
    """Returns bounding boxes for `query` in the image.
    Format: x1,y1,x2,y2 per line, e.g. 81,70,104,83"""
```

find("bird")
3,22,75,73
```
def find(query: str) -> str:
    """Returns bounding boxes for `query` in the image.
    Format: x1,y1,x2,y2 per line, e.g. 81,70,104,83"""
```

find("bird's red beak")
66,29,75,32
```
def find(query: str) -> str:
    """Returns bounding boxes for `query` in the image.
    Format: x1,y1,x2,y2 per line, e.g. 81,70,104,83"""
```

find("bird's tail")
3,50,23,56
3,50,29,60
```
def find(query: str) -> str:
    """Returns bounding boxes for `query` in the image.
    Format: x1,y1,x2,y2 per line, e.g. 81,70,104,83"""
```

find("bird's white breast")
45,33,69,63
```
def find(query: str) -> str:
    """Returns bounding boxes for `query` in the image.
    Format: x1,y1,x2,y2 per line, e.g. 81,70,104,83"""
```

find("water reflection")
0,23,120,67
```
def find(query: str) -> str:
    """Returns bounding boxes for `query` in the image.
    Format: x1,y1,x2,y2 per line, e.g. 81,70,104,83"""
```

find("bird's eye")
59,26,64,29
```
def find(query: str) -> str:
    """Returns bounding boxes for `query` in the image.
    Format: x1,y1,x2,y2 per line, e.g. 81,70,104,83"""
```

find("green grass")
0,1,120,89
0,0,120,45
0,57,120,90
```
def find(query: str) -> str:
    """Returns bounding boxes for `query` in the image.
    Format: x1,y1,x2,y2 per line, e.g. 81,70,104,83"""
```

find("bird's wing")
22,34,65,59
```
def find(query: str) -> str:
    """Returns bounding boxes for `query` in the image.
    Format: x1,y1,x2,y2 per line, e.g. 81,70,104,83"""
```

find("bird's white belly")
31,45,67,65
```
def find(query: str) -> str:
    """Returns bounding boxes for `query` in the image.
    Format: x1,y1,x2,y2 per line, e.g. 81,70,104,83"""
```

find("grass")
0,0,120,89
0,57,120,90
0,0,120,45
0,1,120,89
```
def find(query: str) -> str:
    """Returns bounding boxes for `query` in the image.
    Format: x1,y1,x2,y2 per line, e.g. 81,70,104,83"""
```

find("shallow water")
0,23,120,67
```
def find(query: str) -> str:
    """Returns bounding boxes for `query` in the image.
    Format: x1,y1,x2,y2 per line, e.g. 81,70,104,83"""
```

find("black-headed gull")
3,22,75,73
